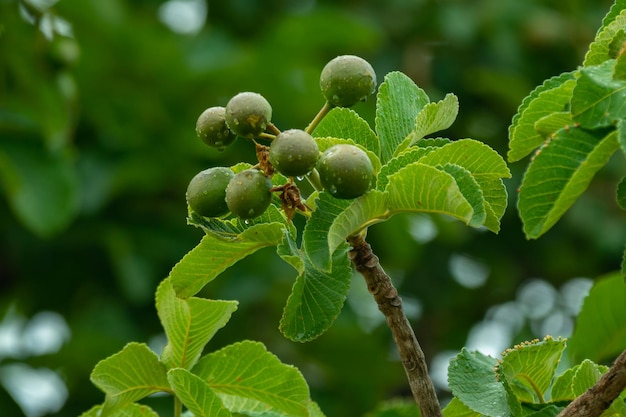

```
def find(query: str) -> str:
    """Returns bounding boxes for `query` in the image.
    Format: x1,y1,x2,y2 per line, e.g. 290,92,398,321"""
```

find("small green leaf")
192,341,310,417
534,112,574,139
156,278,238,370
312,107,380,156
508,72,577,162
447,349,515,417
395,93,459,155
618,118,626,157
170,220,286,298
617,176,626,210
79,403,159,417
568,272,626,364
497,338,566,404
376,71,430,163
385,163,474,226
168,368,231,417
376,147,437,191
551,367,576,402
90,343,170,413
280,239,352,342
442,397,481,417
327,190,389,256
571,60,626,128
584,8,626,66
571,360,608,396
518,127,619,239
437,164,486,228
477,177,509,233
365,398,422,417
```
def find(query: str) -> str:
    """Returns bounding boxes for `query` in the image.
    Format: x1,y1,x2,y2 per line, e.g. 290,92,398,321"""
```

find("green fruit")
225,92,272,138
317,144,374,199
195,106,237,151
320,55,377,107
225,169,273,219
269,129,320,177
186,167,235,217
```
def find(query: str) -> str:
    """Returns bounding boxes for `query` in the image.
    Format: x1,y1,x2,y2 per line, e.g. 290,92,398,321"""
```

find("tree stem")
557,348,626,417
348,233,443,417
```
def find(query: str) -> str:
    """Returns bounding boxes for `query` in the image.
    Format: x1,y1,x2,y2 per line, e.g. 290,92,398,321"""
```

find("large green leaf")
156,278,238,370
442,397,481,417
90,343,170,414
571,60,626,128
375,71,430,163
168,368,231,417
437,163,486,228
280,234,352,342
376,146,437,191
447,349,516,417
312,107,380,156
568,272,626,364
508,72,577,162
518,127,619,239
584,7,626,66
395,93,459,155
170,221,286,298
497,338,566,404
192,341,310,417
385,162,474,225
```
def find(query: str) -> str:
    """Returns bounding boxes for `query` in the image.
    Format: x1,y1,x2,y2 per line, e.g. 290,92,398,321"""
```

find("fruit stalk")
348,233,443,417
557,348,626,417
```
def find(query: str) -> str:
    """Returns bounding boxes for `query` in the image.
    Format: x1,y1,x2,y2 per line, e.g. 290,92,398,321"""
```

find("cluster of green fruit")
186,55,377,220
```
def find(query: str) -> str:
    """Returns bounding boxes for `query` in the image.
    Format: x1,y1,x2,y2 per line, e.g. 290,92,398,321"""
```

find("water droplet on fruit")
288,154,294,162
243,219,250,225
296,176,305,181
329,185,337,194
247,208,255,217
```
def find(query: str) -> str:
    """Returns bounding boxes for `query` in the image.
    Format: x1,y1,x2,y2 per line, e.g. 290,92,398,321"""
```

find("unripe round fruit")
195,106,237,151
225,169,273,219
320,55,376,108
317,144,374,199
186,167,235,217
269,129,320,177
225,92,272,138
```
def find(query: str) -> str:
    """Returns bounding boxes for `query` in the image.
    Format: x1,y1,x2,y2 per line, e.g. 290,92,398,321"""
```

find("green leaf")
534,112,575,139
584,8,626,66
396,93,459,155
365,398,422,417
497,338,566,403
442,397,481,417
312,107,380,156
156,278,238,370
477,177,509,233
0,140,79,237
571,359,607,396
571,60,626,128
568,272,626,364
551,367,576,401
617,176,626,210
90,342,170,413
437,164,486,228
302,192,351,271
386,162,474,225
376,147,437,191
376,71,430,163
508,72,577,162
192,341,310,417
79,403,159,417
447,349,515,417
327,190,388,256
517,127,619,239
618,118,626,157
168,368,231,417
170,221,286,298
280,238,352,342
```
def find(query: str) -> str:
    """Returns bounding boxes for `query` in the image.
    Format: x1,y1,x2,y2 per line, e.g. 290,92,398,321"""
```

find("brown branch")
557,348,626,417
348,233,443,417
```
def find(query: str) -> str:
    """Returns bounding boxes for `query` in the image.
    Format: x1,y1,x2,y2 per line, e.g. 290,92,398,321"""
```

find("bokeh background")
0,0,623,416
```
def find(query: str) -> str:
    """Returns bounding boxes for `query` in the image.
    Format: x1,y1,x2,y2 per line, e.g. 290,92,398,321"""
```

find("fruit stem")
305,101,333,134
305,167,323,192
267,122,281,136
347,233,443,417
258,132,277,141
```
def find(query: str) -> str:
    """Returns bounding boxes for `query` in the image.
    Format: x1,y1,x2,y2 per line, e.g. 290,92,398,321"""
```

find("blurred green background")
0,0,623,416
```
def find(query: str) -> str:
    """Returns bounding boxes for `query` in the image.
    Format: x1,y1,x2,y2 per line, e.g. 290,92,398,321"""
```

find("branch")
557,348,626,417
348,233,443,417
